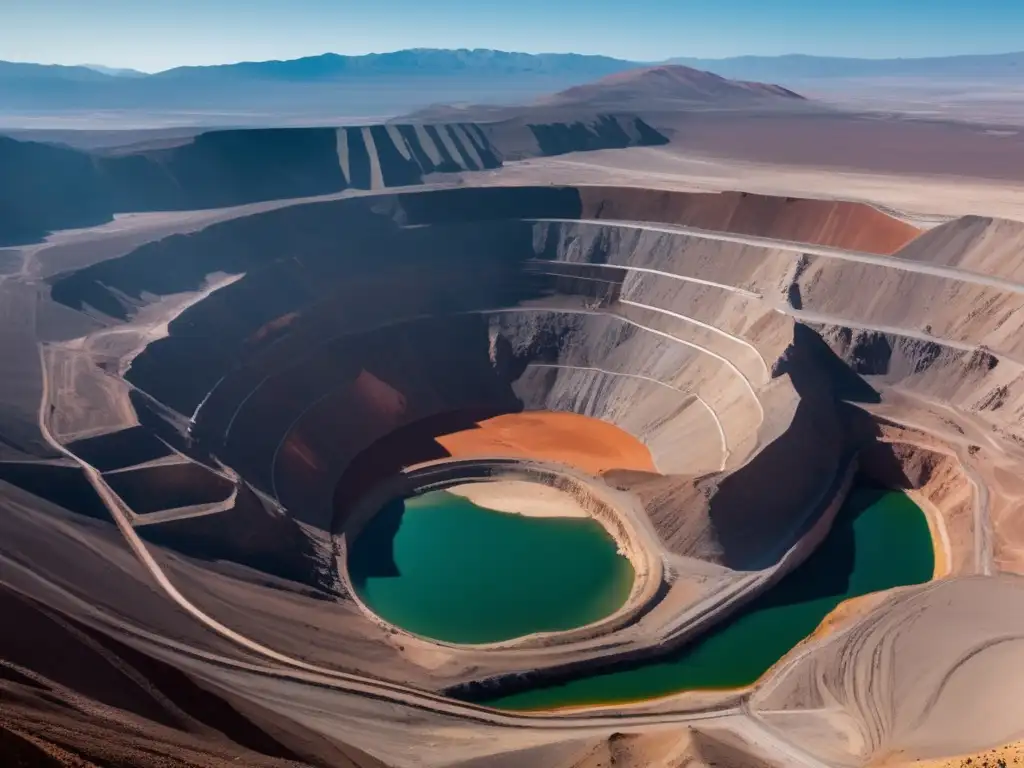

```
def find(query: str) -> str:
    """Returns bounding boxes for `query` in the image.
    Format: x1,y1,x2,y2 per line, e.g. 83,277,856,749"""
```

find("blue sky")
5,0,1024,71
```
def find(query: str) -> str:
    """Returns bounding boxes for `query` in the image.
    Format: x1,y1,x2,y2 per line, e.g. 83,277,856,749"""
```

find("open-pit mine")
2,121,1024,768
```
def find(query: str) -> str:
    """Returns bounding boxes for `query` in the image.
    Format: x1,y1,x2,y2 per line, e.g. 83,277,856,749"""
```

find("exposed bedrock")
19,183,922,692
606,324,853,570
734,216,1024,766
575,187,921,254
14,175,1024,765
495,114,670,159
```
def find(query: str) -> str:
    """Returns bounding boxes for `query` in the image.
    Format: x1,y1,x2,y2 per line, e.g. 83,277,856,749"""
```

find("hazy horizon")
5,0,1024,72
21,45,1024,77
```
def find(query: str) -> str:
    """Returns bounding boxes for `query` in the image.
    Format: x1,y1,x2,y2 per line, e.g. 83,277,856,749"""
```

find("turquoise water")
473,485,933,709
348,490,635,644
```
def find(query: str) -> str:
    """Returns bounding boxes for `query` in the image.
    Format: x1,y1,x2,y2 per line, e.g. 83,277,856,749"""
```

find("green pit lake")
471,484,934,709
348,489,635,644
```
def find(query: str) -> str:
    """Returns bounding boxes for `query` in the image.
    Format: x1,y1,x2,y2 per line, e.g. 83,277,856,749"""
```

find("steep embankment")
578,187,921,254
0,118,666,246
405,63,808,123
775,214,1024,445
889,214,1024,278
542,65,806,109
726,214,1024,766
0,136,115,246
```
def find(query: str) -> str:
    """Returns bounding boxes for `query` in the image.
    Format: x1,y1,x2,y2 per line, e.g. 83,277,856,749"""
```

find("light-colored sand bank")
755,576,1024,766
526,725,785,768
447,480,590,518
910,490,952,579
879,740,1024,767
468,145,1024,221
435,411,658,475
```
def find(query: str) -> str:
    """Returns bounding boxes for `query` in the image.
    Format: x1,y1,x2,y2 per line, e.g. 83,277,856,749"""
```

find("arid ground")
3,90,1024,768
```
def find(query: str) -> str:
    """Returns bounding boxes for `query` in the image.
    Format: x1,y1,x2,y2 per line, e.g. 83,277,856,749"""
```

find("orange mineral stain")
434,411,656,475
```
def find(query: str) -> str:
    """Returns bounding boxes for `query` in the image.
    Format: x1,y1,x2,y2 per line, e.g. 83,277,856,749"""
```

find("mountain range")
0,50,640,124
12,48,1024,84
1,48,1022,127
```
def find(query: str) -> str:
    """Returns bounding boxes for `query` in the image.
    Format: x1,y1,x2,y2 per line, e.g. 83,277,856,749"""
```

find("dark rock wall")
0,116,666,246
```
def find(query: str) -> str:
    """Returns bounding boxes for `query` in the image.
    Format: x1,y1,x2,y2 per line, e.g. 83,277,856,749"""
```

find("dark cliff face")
0,131,351,246
0,136,116,246
0,116,667,247
104,128,347,210
0,126,454,245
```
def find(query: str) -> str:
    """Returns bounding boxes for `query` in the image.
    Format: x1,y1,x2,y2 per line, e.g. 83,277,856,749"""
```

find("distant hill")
0,50,641,125
405,64,808,123
542,65,805,109
0,60,111,82
151,49,634,81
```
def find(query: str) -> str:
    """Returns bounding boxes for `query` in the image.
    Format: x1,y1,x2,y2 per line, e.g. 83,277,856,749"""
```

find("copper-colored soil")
580,188,921,254
434,411,657,475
